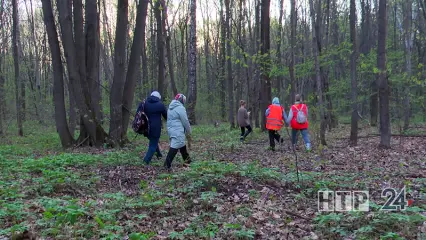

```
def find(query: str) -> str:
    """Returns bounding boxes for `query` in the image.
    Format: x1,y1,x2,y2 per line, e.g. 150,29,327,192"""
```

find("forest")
0,0,425,239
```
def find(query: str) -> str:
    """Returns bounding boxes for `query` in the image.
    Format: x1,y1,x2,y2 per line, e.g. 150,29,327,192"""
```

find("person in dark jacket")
143,91,167,164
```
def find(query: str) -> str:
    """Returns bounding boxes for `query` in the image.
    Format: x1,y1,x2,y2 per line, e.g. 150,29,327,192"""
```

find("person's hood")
151,91,161,99
169,100,183,110
272,97,280,105
147,95,160,103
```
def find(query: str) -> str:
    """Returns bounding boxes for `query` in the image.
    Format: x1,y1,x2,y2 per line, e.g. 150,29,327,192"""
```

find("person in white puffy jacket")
164,93,192,170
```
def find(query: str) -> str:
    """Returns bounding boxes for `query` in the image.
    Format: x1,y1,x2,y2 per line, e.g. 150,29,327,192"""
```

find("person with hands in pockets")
164,93,192,170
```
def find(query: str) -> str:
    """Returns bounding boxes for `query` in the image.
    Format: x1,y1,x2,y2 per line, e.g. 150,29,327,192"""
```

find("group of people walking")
238,94,311,152
141,91,311,170
142,91,191,170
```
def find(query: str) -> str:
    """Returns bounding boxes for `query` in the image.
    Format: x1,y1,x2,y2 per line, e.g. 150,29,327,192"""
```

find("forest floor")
0,122,425,240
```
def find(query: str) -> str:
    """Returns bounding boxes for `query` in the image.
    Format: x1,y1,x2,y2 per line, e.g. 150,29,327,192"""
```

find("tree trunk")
260,0,271,131
324,0,331,48
225,0,235,129
57,0,107,147
102,0,114,64
155,0,166,96
289,0,296,103
360,0,372,117
73,0,89,109
0,66,3,134
41,0,74,147
370,8,379,130
319,0,336,130
109,0,129,146
69,84,77,136
75,0,99,145
25,0,41,116
349,0,358,146
78,0,106,146
187,0,197,124
22,0,41,123
162,0,178,97
122,0,149,139
220,0,226,120
363,0,378,127
20,66,26,121
12,0,23,136
377,0,390,148
204,0,213,113
142,39,149,98
101,28,113,89
235,0,243,117
275,0,283,99
150,6,157,92
179,22,186,93
253,0,261,128
393,2,397,51
85,0,103,125
0,0,5,135
24,50,42,123
309,0,327,146
403,0,413,131
360,0,372,54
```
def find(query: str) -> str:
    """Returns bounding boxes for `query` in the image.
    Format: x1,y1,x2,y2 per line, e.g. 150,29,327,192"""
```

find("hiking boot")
184,156,192,166
163,161,172,171
306,143,311,152
240,137,244,143
268,146,275,151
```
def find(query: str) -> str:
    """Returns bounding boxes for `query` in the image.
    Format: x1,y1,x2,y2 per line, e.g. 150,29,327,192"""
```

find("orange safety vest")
290,104,309,130
266,105,284,130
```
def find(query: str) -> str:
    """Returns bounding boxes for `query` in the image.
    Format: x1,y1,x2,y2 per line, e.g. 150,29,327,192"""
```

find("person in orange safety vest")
265,97,288,151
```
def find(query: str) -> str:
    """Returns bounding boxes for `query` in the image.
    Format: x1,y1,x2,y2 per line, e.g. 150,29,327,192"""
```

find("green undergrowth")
0,124,425,239
0,149,308,238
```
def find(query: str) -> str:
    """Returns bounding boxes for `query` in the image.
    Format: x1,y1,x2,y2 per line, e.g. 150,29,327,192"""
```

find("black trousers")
240,125,252,139
268,130,281,148
164,145,190,168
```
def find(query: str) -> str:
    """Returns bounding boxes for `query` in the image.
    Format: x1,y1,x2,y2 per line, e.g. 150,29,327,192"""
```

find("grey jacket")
167,100,191,149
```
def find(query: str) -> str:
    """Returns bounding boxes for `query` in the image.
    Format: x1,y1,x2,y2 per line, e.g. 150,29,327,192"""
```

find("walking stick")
284,126,300,184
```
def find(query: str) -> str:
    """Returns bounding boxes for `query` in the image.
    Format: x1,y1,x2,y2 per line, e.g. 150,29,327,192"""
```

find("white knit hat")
151,91,161,100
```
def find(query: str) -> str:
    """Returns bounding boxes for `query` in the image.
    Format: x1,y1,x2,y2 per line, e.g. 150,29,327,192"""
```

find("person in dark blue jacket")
143,91,167,164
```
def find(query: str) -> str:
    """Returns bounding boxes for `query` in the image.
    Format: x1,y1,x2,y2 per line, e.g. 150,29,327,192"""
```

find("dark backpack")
132,100,149,137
